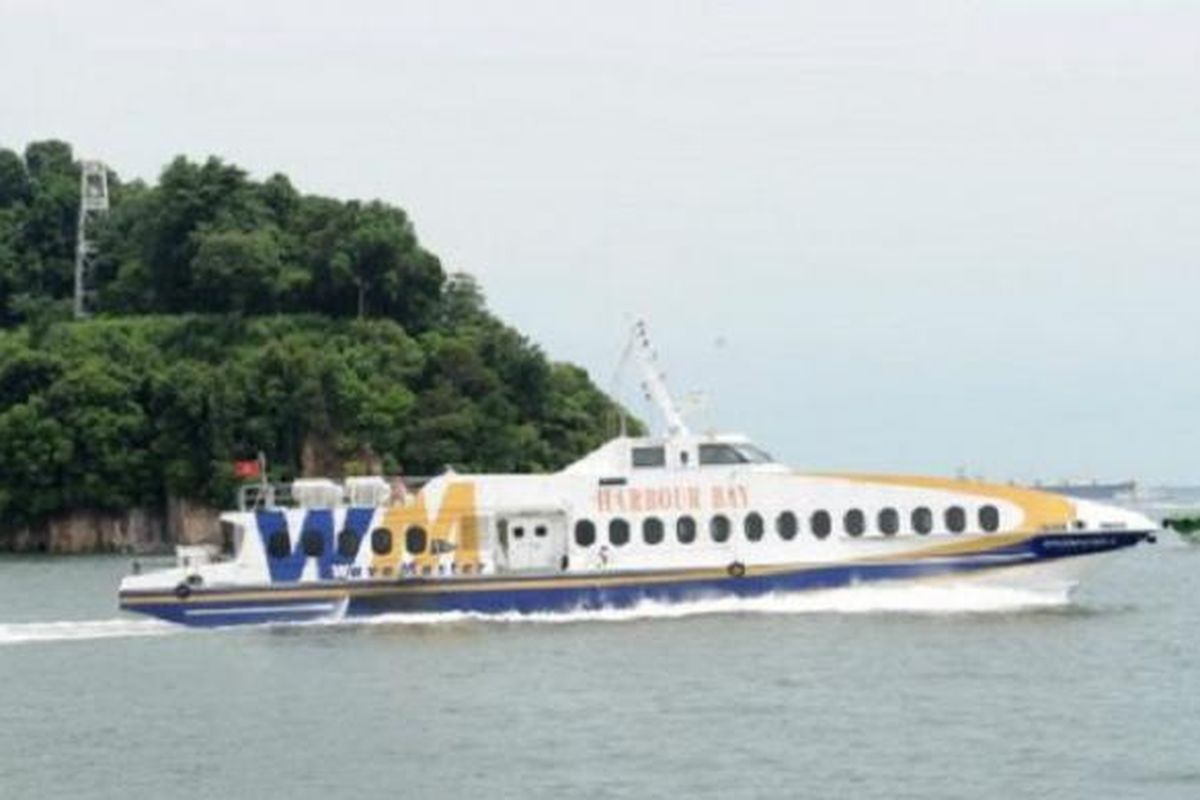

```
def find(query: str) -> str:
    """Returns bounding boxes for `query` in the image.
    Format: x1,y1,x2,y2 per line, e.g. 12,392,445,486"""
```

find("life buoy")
728,561,746,578
174,582,192,600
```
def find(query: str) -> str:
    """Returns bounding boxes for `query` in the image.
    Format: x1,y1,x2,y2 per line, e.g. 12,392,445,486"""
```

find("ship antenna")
609,327,635,438
627,319,691,437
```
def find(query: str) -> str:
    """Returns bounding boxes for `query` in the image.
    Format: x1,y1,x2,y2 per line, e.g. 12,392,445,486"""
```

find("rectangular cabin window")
632,446,666,468
220,520,241,555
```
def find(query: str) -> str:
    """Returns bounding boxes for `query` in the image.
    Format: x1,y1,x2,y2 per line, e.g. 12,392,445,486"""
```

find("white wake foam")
0,617,178,646
0,583,1073,644
326,582,1074,629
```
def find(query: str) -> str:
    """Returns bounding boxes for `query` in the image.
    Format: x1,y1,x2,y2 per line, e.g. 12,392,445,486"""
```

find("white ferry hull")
119,530,1150,627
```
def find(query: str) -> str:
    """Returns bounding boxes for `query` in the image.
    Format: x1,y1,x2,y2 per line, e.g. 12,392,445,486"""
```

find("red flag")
233,459,262,479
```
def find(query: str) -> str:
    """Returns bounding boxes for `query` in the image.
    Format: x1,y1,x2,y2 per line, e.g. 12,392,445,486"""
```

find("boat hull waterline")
120,531,1148,627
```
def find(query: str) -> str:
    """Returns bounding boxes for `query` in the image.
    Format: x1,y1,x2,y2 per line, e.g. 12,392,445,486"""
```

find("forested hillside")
0,141,634,536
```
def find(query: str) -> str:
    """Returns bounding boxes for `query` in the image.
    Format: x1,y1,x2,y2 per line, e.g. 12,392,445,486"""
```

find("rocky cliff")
1,496,222,554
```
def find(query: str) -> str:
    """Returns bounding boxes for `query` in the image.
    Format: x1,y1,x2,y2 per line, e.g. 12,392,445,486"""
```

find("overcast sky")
3,0,1199,483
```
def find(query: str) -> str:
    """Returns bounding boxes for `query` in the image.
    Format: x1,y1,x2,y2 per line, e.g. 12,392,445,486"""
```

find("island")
0,140,637,553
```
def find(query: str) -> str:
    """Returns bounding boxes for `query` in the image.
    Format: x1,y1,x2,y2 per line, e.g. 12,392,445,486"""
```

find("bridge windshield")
698,443,775,465
736,444,775,464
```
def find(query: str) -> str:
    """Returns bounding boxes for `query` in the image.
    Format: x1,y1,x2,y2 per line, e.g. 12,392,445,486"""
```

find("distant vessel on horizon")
1163,515,1200,543
118,323,1158,627
1036,480,1137,502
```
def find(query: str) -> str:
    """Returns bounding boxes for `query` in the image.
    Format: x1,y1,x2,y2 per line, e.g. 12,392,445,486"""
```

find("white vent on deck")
344,476,392,507
292,479,344,508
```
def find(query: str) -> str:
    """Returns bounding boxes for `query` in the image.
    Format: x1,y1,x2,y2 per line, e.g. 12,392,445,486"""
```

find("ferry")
118,323,1157,627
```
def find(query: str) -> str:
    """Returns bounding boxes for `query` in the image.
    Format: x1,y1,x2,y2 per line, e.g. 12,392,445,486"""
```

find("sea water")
1,541,1198,799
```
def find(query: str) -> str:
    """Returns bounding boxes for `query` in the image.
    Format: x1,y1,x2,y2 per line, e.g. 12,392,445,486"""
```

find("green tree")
17,142,78,300
0,207,21,324
23,140,75,182
0,141,641,542
190,228,283,313
0,148,31,208
0,398,74,522
440,272,487,328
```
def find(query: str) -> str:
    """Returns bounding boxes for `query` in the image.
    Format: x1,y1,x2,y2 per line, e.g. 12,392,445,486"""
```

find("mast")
627,319,691,437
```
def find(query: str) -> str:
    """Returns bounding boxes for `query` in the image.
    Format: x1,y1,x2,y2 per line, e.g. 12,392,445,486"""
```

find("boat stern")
118,548,346,628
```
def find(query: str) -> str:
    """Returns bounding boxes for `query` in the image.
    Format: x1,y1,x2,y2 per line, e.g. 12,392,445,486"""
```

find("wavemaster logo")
256,506,375,583
254,482,480,583
371,482,480,574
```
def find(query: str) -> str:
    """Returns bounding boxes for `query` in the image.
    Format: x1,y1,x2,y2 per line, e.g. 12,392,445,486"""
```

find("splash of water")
328,582,1074,629
0,618,178,646
0,582,1073,645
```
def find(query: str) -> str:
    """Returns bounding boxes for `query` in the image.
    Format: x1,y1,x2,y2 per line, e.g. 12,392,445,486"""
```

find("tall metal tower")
73,160,110,319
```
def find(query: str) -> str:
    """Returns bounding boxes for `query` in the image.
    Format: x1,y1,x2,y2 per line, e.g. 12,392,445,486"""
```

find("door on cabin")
498,513,567,572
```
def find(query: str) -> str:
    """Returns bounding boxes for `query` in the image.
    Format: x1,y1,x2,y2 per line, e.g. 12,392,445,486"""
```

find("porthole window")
676,516,697,544
878,508,899,536
535,525,547,538
945,506,967,534
776,511,798,540
744,512,764,542
336,528,359,558
811,510,832,540
643,517,665,545
912,507,933,535
301,528,324,557
979,505,1001,533
575,519,596,547
710,515,731,543
844,509,866,537
609,518,630,547
405,525,428,554
267,529,291,559
370,527,392,555
513,526,525,539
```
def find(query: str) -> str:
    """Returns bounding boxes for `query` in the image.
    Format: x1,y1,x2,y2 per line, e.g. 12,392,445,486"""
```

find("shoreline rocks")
0,498,223,555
